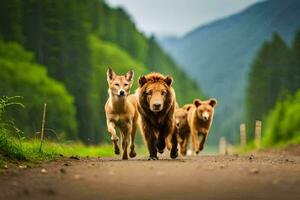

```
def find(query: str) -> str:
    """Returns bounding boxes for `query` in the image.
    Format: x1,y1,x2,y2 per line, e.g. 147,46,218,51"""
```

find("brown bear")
188,98,217,154
175,104,194,156
136,72,178,160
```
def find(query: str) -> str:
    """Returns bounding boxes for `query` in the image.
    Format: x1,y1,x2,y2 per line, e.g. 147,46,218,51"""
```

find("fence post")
255,120,262,148
240,123,246,146
39,103,47,152
219,137,227,155
226,144,234,155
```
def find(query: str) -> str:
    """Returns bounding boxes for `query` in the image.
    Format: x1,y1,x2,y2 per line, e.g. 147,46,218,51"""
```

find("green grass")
235,137,300,155
0,130,147,168
234,141,256,154
0,96,146,168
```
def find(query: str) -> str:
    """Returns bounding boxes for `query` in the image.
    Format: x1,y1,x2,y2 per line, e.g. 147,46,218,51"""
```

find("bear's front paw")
170,148,178,159
199,144,204,151
156,139,166,153
122,154,128,160
148,156,158,160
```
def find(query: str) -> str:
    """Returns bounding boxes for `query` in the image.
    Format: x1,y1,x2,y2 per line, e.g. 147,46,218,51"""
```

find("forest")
0,0,203,144
246,31,300,146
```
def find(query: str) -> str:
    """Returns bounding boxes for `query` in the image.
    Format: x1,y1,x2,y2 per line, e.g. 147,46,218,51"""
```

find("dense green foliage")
262,90,300,146
0,0,203,143
246,32,300,140
21,0,94,142
0,41,77,139
159,0,300,144
0,96,25,163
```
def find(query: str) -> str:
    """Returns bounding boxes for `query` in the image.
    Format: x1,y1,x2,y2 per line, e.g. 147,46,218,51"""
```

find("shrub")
262,90,300,146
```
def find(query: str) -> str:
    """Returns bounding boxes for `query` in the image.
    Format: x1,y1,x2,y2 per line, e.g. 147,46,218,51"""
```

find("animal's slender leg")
199,133,207,152
120,129,129,160
107,120,120,155
191,129,200,155
129,122,137,158
181,134,189,156
165,134,172,151
170,128,178,159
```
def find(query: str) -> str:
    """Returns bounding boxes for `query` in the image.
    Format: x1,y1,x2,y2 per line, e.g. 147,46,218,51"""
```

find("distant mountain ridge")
158,0,300,143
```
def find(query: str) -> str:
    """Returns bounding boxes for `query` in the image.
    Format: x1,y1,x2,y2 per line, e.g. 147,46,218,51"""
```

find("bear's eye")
114,83,120,86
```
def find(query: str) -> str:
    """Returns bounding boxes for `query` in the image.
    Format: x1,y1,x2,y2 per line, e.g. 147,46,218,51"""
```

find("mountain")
159,0,300,144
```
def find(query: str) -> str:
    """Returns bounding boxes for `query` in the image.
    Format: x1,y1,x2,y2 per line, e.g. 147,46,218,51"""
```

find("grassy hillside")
159,0,300,144
0,40,77,139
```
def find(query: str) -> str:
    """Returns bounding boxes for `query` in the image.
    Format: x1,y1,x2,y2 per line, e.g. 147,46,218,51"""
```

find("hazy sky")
106,0,263,37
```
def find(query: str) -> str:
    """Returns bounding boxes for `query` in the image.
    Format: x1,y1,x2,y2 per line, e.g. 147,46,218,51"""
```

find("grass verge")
0,130,147,168
235,139,300,155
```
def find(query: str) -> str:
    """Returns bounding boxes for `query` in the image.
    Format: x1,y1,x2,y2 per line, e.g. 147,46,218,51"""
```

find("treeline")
0,0,202,143
0,41,77,139
246,31,300,144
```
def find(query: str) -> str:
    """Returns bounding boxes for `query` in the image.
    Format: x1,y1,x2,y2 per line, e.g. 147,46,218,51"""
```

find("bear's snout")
151,101,162,111
202,111,209,121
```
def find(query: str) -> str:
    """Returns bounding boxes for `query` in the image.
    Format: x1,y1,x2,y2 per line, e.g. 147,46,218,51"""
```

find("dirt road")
1,153,300,200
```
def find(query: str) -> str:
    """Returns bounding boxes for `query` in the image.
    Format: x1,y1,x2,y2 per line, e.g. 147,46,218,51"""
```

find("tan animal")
105,68,138,160
136,73,178,160
175,104,194,156
188,98,217,154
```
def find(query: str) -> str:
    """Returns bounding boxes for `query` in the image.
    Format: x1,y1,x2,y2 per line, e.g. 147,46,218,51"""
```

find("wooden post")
219,137,226,155
255,120,262,148
39,103,47,152
226,144,234,155
240,123,246,146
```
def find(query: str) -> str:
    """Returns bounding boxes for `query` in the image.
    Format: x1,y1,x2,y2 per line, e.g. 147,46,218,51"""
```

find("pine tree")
21,0,94,143
0,0,23,43
291,30,300,92
246,33,293,139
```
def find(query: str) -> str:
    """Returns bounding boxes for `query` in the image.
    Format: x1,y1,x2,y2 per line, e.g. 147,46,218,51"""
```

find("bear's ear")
164,75,173,86
209,98,217,108
139,76,148,87
193,99,202,107
185,105,192,111
125,70,134,82
107,67,116,82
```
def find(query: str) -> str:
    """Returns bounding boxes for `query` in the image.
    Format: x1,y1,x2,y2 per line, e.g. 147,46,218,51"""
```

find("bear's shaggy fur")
188,98,217,154
136,73,178,160
175,104,194,156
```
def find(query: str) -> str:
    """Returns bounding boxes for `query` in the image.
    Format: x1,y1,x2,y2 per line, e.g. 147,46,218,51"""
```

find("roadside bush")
262,90,300,147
